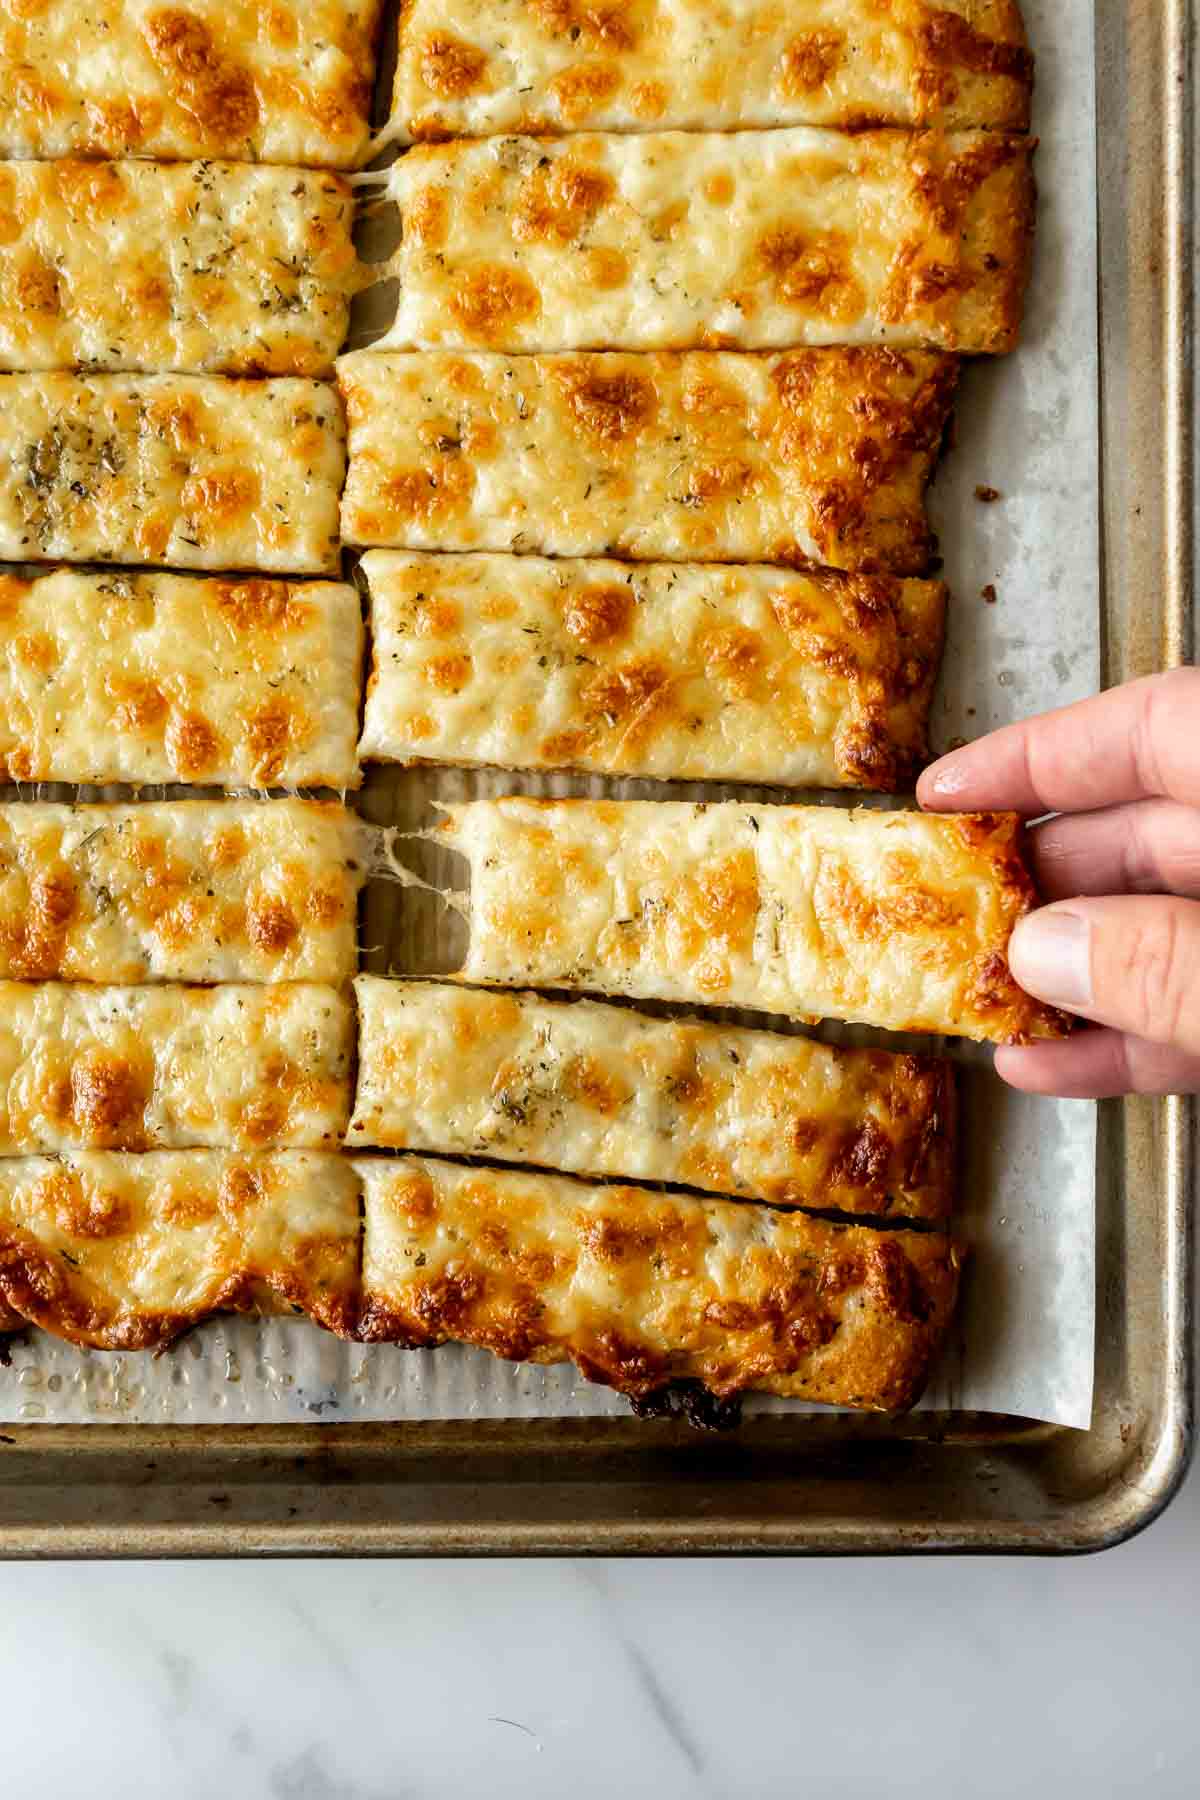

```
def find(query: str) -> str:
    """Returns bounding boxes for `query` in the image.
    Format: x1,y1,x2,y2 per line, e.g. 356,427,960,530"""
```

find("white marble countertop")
1,1456,1196,1796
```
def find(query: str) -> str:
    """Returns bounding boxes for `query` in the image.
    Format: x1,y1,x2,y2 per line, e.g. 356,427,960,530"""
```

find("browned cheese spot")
165,709,220,778
564,1053,624,1115
143,9,261,142
107,675,168,733
829,1118,892,1197
424,652,472,694
561,582,631,646
53,159,129,216
528,0,636,51
379,455,474,528
700,625,763,698
182,468,259,526
775,29,846,96
755,228,864,324
549,62,621,122
216,578,307,633
247,894,299,955
35,1168,130,1242
918,9,1034,82
449,263,540,340
407,185,448,248
554,365,656,442
1,870,76,978
17,258,61,314
70,1053,148,1148
244,699,294,783
419,33,489,97
514,159,613,243
580,658,675,752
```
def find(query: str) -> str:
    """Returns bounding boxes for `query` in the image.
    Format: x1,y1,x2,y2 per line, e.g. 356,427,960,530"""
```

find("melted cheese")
391,0,1032,140
350,978,958,1221
0,1150,360,1348
384,129,1033,355
0,799,364,985
338,348,957,574
357,1154,962,1409
358,550,943,790
437,797,1068,1043
0,373,345,574
0,569,363,790
0,983,352,1153
0,2,383,168
0,160,361,376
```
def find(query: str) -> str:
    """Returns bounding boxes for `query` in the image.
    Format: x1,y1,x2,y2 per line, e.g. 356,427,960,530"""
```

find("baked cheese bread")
0,569,363,791
0,160,361,376
0,1151,360,1349
0,799,364,985
391,0,1032,140
384,129,1034,355
0,983,352,1153
0,2,383,169
358,550,944,790
436,797,1068,1043
356,1154,963,1410
337,348,957,574
349,978,958,1222
0,373,345,574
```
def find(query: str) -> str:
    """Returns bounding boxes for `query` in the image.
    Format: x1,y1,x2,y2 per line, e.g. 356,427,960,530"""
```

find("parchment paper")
0,0,1098,1431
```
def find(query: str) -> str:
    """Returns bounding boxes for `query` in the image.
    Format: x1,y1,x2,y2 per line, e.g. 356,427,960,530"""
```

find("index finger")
917,669,1200,816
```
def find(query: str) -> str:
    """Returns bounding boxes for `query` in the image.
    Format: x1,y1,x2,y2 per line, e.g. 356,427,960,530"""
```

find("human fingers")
1028,799,1200,900
995,1030,1200,1098
917,668,1200,815
1007,895,1200,1052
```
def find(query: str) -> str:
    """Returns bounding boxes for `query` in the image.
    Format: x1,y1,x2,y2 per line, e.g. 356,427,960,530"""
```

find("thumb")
1008,896,1200,1053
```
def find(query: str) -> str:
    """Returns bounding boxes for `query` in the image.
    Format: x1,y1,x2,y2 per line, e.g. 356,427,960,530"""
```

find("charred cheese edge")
0,983,352,1154
358,550,944,790
0,373,345,575
391,0,1032,140
0,1151,361,1349
0,799,365,985
337,348,957,575
437,797,1069,1044
0,160,362,377
350,978,958,1222
0,2,383,169
0,569,364,791
384,129,1034,355
356,1154,963,1410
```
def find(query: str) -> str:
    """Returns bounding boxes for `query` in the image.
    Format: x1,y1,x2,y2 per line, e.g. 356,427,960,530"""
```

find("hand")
917,669,1200,1098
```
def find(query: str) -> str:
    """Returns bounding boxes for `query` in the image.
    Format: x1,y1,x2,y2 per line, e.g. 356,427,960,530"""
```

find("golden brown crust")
0,160,361,376
358,551,944,790
350,978,958,1222
0,2,384,168
338,348,958,575
0,570,363,789
0,1151,361,1349
385,129,1034,355
356,1155,964,1410
390,0,1033,140
0,373,345,575
440,797,1070,1044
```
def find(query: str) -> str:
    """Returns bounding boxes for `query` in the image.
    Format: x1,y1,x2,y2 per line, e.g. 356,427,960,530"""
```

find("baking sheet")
0,0,1098,1432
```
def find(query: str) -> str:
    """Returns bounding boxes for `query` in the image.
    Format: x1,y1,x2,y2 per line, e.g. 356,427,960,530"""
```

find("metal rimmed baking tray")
0,0,1193,1556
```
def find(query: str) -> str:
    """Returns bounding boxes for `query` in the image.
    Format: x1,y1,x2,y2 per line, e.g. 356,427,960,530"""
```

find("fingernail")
923,761,970,798
1009,910,1094,1009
